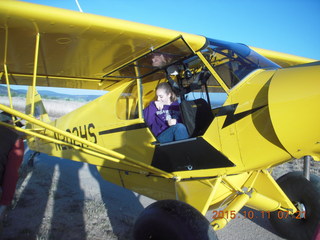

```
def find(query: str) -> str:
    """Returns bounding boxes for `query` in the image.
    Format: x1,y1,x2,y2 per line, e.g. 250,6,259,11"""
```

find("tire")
269,171,320,240
133,199,218,240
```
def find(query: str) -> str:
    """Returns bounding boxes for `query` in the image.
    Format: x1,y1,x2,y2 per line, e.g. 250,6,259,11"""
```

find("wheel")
133,199,218,240
269,171,320,240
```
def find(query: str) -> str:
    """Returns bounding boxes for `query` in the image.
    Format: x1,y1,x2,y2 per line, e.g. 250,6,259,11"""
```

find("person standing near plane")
0,111,24,221
143,82,189,143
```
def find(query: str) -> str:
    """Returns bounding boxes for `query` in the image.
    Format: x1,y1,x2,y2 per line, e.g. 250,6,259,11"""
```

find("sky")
7,0,320,95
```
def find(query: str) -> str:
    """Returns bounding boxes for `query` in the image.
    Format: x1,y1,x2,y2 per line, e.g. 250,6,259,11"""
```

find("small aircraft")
0,1,319,239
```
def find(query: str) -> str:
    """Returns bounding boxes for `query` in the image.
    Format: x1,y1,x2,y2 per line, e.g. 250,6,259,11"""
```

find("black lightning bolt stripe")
216,104,266,128
99,123,147,135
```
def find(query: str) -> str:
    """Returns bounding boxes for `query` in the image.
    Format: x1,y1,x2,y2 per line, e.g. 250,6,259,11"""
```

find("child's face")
156,88,171,105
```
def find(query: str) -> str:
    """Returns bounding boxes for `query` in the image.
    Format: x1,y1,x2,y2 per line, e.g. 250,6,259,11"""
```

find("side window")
116,82,139,120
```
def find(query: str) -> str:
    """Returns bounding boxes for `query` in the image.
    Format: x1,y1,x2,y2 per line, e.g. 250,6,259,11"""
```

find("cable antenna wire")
75,0,83,12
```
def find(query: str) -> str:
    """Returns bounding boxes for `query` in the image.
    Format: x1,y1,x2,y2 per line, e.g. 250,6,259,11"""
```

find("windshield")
202,38,280,88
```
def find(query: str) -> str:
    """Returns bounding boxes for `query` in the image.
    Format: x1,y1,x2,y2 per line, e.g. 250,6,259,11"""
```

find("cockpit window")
202,38,280,88
105,37,194,79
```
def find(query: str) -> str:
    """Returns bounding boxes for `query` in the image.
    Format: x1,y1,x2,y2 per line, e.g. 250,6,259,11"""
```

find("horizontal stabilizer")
26,86,50,123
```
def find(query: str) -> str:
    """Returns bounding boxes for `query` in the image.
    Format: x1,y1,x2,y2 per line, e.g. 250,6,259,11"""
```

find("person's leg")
157,124,189,143
172,123,189,141
0,138,24,206
157,127,175,143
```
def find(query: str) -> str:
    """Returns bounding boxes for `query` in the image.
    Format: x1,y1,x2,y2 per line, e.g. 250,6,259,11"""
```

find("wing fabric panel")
0,0,206,90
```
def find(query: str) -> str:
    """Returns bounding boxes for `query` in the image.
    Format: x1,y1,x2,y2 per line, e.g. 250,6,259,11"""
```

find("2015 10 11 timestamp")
212,210,306,220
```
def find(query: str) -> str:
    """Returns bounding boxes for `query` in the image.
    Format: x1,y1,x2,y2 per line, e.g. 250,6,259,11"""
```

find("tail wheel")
269,172,320,240
133,199,218,240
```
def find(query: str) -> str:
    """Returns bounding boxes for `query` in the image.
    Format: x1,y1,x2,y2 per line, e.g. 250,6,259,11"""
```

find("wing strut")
30,32,41,116
2,26,13,111
0,104,176,179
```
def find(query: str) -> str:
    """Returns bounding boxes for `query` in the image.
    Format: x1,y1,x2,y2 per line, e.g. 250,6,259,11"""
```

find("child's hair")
156,82,177,102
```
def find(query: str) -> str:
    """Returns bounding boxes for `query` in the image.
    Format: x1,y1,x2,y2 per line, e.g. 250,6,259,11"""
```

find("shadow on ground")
0,148,149,240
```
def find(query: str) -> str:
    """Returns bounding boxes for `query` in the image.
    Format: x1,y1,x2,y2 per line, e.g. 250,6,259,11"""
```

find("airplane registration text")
54,123,97,150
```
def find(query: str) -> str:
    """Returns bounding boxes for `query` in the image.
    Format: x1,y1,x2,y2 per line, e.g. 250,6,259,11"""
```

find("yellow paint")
0,0,318,234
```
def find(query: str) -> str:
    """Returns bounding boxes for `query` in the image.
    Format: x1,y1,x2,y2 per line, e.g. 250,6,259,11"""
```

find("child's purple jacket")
143,101,182,137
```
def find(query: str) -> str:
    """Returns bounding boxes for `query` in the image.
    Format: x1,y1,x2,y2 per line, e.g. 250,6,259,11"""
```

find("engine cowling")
268,62,320,160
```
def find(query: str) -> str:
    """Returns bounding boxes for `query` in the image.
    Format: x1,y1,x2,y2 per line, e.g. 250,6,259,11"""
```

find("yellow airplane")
0,1,319,239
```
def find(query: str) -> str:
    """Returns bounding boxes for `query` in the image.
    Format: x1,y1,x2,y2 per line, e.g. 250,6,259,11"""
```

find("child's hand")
167,118,177,126
154,101,163,110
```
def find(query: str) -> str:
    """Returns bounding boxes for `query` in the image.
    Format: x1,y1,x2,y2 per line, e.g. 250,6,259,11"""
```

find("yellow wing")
0,0,206,90
251,47,316,67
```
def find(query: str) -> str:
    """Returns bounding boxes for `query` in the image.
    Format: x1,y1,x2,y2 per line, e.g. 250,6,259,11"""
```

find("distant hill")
0,85,9,95
0,85,101,102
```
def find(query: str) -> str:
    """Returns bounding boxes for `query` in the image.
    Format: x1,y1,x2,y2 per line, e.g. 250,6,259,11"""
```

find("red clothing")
314,223,320,240
0,138,24,205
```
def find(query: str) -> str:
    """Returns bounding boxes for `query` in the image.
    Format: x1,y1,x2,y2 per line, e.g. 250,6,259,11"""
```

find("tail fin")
26,86,50,123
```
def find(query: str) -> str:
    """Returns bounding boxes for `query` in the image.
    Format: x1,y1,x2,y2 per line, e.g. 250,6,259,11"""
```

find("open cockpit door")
103,37,238,174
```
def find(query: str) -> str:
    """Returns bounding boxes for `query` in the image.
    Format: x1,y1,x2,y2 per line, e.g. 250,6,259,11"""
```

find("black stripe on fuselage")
99,123,147,135
216,104,266,128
